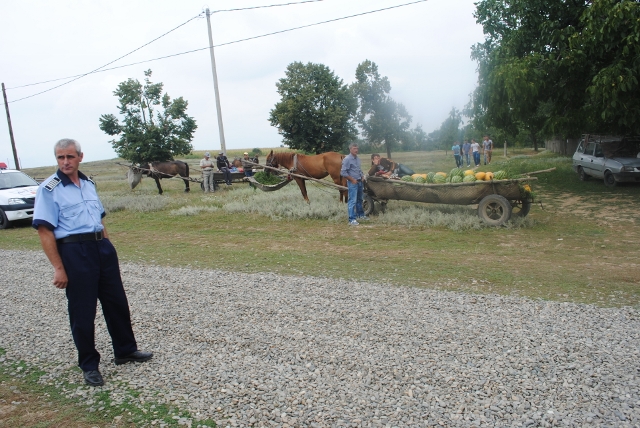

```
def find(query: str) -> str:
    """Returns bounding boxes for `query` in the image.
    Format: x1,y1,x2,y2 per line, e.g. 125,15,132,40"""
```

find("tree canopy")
99,70,197,164
352,60,412,158
469,0,640,143
268,62,357,154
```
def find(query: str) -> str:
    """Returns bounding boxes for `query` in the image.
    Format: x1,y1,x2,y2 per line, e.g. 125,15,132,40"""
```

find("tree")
470,0,640,144
353,60,412,158
269,62,357,154
99,70,196,164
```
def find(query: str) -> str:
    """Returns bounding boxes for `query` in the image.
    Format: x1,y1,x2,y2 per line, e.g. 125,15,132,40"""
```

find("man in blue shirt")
340,143,368,226
452,142,462,168
33,138,152,387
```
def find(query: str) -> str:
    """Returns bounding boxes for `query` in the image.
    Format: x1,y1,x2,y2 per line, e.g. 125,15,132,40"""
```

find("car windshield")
0,172,39,190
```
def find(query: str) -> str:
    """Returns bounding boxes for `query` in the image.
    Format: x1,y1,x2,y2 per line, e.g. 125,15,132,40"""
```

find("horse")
127,160,190,195
265,150,346,203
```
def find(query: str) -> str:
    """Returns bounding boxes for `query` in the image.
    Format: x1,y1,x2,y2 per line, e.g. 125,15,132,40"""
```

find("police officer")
33,138,152,387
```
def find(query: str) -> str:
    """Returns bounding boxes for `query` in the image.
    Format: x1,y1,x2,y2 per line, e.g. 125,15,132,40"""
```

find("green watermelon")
426,172,436,183
414,176,426,184
433,174,446,184
401,175,413,182
494,170,508,180
463,175,477,182
449,168,464,179
451,175,463,183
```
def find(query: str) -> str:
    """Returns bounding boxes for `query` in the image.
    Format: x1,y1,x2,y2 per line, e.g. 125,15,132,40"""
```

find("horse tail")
184,161,189,178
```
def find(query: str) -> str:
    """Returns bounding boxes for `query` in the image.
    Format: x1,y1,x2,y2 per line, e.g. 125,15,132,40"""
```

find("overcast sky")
1,0,485,168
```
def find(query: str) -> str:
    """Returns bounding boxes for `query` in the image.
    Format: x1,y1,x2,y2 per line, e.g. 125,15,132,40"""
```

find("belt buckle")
96,231,103,241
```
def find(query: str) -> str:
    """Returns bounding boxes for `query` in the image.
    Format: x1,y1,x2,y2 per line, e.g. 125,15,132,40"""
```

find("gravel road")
1,249,639,427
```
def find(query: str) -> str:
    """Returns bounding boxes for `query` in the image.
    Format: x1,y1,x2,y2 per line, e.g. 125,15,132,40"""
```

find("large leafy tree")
470,0,640,143
269,62,357,154
99,70,197,164
353,60,412,158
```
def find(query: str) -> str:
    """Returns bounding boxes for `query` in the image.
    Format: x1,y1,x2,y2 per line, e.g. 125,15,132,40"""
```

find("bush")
170,206,219,216
101,194,170,213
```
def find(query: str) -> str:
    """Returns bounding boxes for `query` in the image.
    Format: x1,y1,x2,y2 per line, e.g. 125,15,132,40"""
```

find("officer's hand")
53,267,68,289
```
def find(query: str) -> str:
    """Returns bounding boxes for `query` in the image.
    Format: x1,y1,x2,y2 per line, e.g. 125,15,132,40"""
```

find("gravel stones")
1,249,639,427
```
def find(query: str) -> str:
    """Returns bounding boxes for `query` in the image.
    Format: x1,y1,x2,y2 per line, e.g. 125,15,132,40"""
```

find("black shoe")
114,350,153,365
83,369,104,387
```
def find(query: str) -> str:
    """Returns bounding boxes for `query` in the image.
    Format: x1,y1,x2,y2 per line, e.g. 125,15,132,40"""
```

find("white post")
206,8,226,154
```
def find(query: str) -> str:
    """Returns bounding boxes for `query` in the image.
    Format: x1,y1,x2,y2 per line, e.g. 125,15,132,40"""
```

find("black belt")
57,231,104,244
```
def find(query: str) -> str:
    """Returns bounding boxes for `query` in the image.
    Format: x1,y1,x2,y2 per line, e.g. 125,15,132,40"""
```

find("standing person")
470,138,481,167
341,143,368,226
482,135,494,165
217,152,232,185
452,141,462,168
32,138,152,387
200,152,215,192
241,152,255,178
462,140,472,167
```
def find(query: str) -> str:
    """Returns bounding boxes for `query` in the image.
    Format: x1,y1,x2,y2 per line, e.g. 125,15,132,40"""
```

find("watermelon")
401,175,413,182
463,175,477,182
436,172,447,177
433,174,446,184
451,175,463,183
494,170,508,180
426,172,436,183
414,176,426,184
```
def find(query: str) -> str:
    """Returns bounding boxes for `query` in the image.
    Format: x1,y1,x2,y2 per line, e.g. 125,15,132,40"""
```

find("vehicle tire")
0,208,11,230
511,198,532,217
363,194,375,216
478,194,512,226
604,171,617,187
578,167,589,181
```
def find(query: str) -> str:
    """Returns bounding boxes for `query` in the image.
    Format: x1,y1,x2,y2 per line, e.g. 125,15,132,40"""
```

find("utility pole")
205,8,226,154
2,83,20,170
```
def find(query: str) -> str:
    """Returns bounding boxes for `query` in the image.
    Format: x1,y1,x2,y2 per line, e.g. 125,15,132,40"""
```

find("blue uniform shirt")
32,170,106,240
341,153,363,180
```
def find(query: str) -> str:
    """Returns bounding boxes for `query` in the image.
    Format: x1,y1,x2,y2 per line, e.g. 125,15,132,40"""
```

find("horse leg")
294,177,310,204
183,176,190,192
331,174,348,203
154,177,163,195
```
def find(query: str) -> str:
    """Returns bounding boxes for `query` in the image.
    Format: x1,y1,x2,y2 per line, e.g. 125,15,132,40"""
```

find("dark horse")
128,161,190,195
265,151,346,203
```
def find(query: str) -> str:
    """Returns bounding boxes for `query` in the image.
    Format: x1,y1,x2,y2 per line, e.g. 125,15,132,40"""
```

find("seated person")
368,153,398,178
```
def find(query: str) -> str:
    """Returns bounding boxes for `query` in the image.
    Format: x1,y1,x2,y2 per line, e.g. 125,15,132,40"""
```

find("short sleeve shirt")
483,140,493,151
471,142,480,153
200,158,214,170
32,170,105,240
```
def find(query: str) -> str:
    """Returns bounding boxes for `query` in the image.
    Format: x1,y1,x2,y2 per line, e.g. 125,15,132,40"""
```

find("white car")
572,135,640,187
0,169,40,229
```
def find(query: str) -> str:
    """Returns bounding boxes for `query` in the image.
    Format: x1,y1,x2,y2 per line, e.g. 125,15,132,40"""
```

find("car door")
580,142,597,176
590,143,606,178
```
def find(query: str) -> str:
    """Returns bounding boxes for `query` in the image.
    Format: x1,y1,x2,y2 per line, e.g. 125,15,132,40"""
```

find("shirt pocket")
60,203,84,220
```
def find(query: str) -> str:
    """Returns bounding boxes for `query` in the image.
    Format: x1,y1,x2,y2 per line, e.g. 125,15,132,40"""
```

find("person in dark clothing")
217,152,232,185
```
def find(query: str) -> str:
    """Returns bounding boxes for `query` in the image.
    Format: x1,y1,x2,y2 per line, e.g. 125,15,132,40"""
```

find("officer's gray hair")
54,139,82,156
349,142,359,149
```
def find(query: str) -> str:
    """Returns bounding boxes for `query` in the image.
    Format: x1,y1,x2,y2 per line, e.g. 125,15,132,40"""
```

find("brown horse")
128,161,190,194
265,151,346,203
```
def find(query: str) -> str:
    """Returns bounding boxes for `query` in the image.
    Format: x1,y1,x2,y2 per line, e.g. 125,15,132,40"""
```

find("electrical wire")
210,0,324,13
6,13,204,91
8,0,429,103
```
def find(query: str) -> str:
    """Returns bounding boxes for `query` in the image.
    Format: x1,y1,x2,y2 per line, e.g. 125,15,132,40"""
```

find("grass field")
2,147,639,426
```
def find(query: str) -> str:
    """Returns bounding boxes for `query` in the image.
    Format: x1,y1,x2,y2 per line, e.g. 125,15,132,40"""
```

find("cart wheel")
363,194,375,216
379,201,387,214
478,194,512,226
200,182,204,191
511,198,532,217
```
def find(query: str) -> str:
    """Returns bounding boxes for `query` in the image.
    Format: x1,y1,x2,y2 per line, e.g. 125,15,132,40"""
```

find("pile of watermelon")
397,169,510,185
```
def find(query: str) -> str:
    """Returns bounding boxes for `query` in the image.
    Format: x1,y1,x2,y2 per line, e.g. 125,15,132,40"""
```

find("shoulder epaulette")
88,176,96,185
44,177,61,191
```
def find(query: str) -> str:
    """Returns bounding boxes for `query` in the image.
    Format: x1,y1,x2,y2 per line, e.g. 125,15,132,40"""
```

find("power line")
6,13,203,92
8,0,429,103
211,0,324,13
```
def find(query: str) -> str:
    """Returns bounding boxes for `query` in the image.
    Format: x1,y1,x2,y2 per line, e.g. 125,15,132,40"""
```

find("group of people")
452,136,493,168
199,151,258,192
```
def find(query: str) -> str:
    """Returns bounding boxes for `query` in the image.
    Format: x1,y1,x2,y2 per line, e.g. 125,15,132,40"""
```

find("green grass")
6,148,639,307
0,348,216,427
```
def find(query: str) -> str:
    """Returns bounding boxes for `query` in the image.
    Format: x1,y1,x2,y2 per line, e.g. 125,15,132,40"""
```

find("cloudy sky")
1,0,485,168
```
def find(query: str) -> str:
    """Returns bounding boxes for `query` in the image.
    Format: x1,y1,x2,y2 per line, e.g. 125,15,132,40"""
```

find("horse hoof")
184,189,190,192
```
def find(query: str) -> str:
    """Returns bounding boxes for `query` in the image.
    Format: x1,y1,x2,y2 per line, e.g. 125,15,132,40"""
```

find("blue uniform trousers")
58,239,137,371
